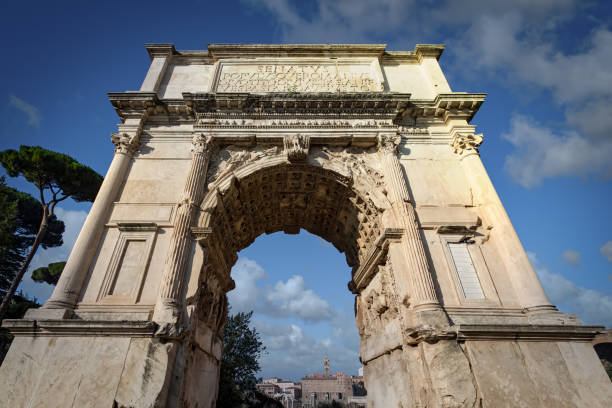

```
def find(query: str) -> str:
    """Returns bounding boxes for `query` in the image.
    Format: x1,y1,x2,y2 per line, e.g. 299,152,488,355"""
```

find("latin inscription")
216,64,381,93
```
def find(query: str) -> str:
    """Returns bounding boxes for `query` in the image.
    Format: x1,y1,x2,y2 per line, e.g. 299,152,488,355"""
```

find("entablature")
108,91,485,125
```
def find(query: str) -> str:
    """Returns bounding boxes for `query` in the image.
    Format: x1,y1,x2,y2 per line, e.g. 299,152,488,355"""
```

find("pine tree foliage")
0,177,64,296
217,310,280,408
0,146,102,321
31,261,66,286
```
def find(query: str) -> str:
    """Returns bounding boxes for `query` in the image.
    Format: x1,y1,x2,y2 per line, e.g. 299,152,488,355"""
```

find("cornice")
107,91,485,124
207,43,388,59
145,43,176,60
108,92,159,121
182,92,412,117
2,319,157,337
404,93,486,123
453,324,604,342
382,44,446,63
163,43,446,64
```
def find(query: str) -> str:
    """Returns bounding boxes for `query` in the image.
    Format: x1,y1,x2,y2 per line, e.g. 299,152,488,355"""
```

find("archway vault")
200,153,386,274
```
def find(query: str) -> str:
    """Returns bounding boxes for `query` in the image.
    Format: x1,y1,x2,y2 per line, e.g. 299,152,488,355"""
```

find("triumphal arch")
1,44,611,407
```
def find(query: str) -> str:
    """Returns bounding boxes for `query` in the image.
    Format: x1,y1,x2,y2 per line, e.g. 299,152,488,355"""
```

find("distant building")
256,382,281,397
301,358,353,407
257,378,302,408
347,395,367,407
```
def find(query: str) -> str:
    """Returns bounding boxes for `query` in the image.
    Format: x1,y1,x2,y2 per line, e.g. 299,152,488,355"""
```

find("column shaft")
46,148,133,309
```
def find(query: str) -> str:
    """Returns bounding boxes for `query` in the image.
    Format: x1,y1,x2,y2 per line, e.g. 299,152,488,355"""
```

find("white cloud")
249,1,612,187
250,0,415,43
254,319,360,381
9,94,41,128
562,250,580,267
229,257,337,322
227,257,267,313
19,207,88,302
228,257,360,380
601,241,612,264
266,275,336,321
501,115,612,188
529,252,612,328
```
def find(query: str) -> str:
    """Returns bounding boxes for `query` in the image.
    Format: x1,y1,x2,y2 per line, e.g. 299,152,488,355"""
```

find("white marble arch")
0,43,610,408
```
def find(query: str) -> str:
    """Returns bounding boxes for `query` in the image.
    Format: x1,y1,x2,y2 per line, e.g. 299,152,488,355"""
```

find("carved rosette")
451,133,483,155
284,134,310,162
111,132,140,156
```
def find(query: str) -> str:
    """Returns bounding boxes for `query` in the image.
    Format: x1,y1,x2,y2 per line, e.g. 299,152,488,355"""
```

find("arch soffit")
196,144,393,276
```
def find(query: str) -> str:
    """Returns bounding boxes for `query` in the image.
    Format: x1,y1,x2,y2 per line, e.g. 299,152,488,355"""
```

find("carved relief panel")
213,59,384,93
356,257,401,339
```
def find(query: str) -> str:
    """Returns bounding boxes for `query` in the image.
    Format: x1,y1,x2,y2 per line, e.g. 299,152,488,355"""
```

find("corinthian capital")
451,133,483,155
191,133,214,155
111,132,139,155
379,133,401,154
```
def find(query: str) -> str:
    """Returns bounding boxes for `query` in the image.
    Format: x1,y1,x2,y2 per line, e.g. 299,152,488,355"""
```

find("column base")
23,307,73,320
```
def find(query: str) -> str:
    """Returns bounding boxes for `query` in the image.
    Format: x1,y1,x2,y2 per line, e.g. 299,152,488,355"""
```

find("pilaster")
450,131,555,313
378,133,446,326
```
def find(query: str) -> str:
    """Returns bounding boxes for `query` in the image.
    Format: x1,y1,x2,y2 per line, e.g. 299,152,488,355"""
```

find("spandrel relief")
312,146,390,212
357,261,401,338
206,145,280,187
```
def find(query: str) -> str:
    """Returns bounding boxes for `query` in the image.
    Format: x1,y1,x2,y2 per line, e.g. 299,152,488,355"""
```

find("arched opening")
191,158,386,407
202,161,384,272
227,230,365,405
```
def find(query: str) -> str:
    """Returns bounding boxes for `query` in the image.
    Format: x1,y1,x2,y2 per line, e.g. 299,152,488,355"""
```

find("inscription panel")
213,59,383,93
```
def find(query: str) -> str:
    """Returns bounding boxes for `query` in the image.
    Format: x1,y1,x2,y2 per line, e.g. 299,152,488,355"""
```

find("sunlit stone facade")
0,43,610,407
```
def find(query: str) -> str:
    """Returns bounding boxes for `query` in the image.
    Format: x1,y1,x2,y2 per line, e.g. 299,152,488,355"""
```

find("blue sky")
1,0,611,381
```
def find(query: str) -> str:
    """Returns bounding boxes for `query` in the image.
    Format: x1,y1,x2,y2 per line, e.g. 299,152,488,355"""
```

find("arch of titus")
1,44,610,407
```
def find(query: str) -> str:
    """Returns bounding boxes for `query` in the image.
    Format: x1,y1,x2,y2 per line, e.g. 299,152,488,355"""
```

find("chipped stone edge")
2,319,157,337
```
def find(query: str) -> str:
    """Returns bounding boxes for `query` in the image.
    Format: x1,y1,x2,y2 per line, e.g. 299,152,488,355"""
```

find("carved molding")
284,134,310,162
451,133,483,155
195,117,395,129
350,228,404,293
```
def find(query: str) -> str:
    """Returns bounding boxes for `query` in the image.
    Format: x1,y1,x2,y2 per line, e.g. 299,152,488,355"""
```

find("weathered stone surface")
114,338,176,408
363,349,414,408
422,341,477,408
1,43,610,408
